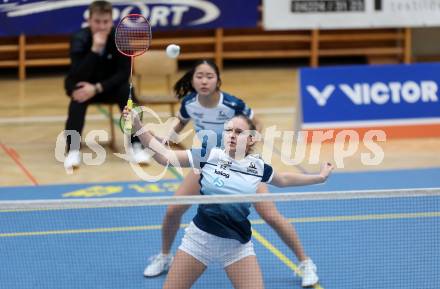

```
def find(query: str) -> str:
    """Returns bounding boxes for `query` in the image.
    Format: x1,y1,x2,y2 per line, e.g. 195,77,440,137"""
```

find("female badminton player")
142,60,321,287
122,108,333,289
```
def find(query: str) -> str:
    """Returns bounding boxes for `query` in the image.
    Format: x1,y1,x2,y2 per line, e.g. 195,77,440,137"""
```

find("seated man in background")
64,0,150,169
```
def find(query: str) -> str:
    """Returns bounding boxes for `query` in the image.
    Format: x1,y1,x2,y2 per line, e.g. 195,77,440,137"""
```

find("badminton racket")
115,14,151,134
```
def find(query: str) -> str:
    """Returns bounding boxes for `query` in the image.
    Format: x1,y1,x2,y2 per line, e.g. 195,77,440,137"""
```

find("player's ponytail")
174,59,222,99
174,70,194,99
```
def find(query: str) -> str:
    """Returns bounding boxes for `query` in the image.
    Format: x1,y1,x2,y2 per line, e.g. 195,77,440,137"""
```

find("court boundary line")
252,228,324,289
0,143,38,186
0,107,296,124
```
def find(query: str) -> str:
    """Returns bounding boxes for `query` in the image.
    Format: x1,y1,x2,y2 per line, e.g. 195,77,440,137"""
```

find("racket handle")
125,99,133,132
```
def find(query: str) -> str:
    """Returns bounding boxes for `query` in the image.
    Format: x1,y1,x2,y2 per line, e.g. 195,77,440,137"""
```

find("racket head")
115,14,151,57
120,104,144,135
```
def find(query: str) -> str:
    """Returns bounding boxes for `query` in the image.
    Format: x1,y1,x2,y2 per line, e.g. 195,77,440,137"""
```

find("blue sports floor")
1,168,439,289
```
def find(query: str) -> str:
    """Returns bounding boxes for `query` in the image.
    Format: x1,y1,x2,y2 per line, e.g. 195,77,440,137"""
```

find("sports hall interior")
1,2,439,289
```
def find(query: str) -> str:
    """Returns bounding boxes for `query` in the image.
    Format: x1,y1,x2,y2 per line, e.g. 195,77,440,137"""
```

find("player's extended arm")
164,118,189,143
270,163,334,187
126,108,191,167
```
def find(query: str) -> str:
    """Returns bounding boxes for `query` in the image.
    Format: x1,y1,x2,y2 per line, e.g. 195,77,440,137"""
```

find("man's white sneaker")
143,253,173,277
131,143,152,165
64,150,80,169
299,258,319,287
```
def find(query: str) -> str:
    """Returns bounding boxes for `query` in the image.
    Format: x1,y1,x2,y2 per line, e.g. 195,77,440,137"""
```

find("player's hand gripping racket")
115,14,151,134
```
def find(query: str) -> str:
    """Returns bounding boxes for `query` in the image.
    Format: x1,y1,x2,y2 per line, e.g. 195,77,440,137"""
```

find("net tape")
1,188,439,212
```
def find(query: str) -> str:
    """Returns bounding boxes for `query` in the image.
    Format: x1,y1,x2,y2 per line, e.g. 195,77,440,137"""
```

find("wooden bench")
0,36,20,69
0,27,413,80
312,28,412,66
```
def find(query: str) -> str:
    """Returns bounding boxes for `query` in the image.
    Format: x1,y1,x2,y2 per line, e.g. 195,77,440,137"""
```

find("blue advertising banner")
0,0,259,36
299,63,440,128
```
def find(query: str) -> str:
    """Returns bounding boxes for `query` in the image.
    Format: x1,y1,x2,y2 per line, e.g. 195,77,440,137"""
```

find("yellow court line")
252,229,323,289
250,211,440,225
1,211,439,238
0,207,114,213
0,225,161,237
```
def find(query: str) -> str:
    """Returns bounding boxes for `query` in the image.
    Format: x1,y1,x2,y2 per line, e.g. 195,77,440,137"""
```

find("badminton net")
1,188,439,289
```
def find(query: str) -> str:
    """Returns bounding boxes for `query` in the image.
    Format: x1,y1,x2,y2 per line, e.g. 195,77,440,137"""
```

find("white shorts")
178,222,255,268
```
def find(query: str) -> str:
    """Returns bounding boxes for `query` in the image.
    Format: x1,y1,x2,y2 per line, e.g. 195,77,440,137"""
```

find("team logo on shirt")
193,112,204,118
216,110,229,121
219,160,232,170
214,169,230,178
213,177,224,187
247,162,258,174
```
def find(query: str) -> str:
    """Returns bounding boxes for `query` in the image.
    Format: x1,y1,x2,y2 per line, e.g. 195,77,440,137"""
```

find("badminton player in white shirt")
123,103,333,288
142,60,323,287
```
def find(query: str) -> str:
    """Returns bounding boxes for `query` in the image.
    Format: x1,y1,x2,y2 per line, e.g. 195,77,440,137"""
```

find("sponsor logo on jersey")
219,160,232,170
247,162,258,174
213,177,224,187
214,169,230,178
217,110,229,120
193,112,204,118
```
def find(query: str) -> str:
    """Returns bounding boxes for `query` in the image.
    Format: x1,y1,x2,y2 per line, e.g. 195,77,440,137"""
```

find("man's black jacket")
64,27,130,96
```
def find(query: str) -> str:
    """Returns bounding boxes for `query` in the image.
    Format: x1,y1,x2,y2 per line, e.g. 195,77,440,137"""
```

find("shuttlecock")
166,44,180,58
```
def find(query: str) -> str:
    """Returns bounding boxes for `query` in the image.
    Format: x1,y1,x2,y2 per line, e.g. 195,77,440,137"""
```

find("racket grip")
125,99,133,132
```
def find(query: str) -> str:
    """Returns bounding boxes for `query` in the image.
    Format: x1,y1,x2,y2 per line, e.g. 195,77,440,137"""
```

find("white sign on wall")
263,0,440,30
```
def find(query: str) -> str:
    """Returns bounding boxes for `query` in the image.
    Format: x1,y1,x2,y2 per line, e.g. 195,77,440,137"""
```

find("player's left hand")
122,105,132,120
122,105,141,122
320,162,334,181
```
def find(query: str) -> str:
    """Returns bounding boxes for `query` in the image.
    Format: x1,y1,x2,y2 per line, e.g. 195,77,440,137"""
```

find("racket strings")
115,15,151,57
114,14,151,133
